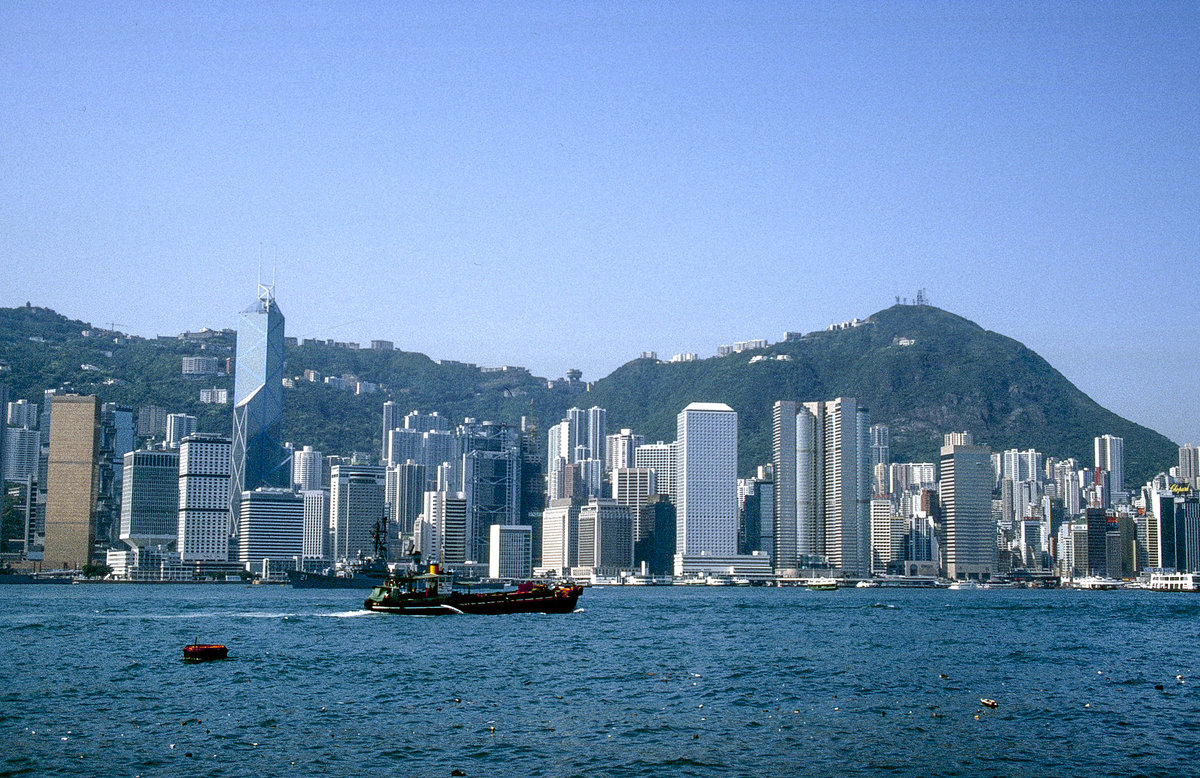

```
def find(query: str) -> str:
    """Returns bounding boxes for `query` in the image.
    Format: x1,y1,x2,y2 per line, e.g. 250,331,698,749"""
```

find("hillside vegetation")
0,303,1177,485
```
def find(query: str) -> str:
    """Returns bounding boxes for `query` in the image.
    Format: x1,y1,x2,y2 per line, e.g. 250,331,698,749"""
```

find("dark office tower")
635,494,677,576
230,283,288,532
1085,507,1109,577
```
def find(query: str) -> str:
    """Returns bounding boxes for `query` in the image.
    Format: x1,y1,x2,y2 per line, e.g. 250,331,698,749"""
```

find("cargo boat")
364,567,582,616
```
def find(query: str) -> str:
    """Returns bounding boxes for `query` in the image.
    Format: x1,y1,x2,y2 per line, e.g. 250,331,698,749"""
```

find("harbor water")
2,584,1198,777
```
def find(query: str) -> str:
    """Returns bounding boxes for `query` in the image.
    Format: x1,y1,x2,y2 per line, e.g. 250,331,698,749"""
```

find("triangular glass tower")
230,282,289,534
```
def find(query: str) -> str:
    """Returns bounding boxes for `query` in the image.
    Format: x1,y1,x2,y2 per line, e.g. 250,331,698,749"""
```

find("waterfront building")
119,449,179,548
43,395,100,570
540,498,581,573
673,551,773,581
230,282,289,533
178,434,232,562
1094,434,1125,496
233,487,304,570
635,495,676,575
577,498,634,572
292,445,323,492
330,464,387,560
773,398,871,576
1149,492,1200,573
870,496,904,575
488,523,533,579
676,403,738,557
939,436,995,579
301,489,329,561
165,413,197,448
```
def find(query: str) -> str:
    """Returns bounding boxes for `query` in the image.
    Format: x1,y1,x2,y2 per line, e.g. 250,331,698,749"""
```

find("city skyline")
2,4,1197,446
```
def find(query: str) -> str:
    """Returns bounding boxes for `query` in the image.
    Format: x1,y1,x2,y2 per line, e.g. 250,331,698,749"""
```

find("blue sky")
2,2,1198,445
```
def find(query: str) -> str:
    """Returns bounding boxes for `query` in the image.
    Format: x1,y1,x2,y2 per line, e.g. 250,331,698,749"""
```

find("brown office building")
43,395,100,570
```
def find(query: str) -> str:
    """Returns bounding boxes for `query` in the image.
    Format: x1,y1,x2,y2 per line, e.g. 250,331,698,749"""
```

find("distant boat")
287,558,390,589
855,580,878,588
946,580,980,590
806,577,838,591
1148,572,1200,592
1071,576,1121,590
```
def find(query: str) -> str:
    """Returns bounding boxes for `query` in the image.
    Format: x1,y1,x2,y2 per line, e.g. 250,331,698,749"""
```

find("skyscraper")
233,488,304,570
774,398,871,575
605,429,645,474
1180,444,1200,489
1094,434,1124,495
165,413,197,448
939,437,995,579
230,283,288,532
292,445,324,492
676,402,738,556
120,449,179,548
634,441,677,503
43,395,100,569
381,401,398,462
330,464,387,560
178,434,231,562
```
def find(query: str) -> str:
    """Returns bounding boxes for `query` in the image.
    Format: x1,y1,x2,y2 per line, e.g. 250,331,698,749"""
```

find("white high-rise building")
940,437,995,579
676,402,738,556
233,487,304,567
177,434,231,562
634,442,677,502
586,406,607,470
606,429,645,474
1094,434,1124,495
423,489,468,564
292,445,323,492
488,524,532,579
540,498,581,573
165,414,197,449
302,489,329,560
330,464,387,560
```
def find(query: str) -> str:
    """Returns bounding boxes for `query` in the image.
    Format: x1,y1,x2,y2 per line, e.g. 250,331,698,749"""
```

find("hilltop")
0,303,1178,485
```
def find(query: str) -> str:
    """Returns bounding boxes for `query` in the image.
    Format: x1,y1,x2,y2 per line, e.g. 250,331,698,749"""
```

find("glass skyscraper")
230,284,288,532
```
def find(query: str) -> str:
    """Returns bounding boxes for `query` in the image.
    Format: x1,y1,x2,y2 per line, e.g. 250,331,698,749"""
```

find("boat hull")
287,570,387,590
364,586,582,616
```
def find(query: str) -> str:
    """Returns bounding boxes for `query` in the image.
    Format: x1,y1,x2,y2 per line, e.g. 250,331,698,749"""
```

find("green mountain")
0,303,1178,486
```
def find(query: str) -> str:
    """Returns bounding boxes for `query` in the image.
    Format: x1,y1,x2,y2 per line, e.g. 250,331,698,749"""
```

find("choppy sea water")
1,584,1198,777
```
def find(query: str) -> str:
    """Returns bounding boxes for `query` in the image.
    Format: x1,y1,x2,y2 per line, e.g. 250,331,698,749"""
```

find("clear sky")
2,2,1197,444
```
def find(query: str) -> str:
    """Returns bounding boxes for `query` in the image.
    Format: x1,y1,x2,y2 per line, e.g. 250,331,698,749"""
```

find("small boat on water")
806,577,838,591
183,643,228,661
364,566,583,616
